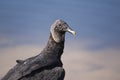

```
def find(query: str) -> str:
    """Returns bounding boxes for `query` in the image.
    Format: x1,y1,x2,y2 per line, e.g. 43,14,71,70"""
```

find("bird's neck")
51,29,65,43
43,33,65,58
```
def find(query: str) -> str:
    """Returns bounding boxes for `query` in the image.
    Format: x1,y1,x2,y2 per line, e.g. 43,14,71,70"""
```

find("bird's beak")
66,27,76,36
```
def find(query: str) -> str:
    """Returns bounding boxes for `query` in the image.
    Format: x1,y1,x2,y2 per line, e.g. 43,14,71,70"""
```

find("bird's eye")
59,24,62,27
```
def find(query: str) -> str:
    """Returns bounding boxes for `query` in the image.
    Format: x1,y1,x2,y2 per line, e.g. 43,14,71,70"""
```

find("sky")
0,0,120,80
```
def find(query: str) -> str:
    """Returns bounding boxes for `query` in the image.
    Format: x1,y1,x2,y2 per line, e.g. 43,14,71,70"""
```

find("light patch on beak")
66,28,76,36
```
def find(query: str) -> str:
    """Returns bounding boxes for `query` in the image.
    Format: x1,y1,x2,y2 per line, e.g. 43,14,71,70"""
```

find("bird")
2,19,76,80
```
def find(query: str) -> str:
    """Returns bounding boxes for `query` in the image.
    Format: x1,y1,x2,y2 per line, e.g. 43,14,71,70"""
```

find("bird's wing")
2,54,58,80
20,67,65,80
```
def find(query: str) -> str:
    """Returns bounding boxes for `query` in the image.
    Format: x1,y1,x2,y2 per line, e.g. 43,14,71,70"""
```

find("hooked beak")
66,27,76,36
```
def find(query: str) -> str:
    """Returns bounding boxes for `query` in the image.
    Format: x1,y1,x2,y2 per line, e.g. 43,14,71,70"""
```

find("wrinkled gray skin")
2,19,76,80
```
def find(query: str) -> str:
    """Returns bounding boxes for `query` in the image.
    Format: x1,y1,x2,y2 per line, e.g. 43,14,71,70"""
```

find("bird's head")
50,19,76,43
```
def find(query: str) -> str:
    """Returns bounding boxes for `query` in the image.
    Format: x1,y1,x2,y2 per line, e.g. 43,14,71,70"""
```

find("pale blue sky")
0,0,120,50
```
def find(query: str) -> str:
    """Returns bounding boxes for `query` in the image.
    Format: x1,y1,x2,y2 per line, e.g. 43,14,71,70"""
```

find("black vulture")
2,19,76,80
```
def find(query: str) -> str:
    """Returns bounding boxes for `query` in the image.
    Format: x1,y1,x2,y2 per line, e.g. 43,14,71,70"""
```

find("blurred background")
0,0,120,80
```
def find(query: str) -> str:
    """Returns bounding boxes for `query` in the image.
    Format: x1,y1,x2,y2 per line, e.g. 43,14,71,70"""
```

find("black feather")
2,33,65,80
